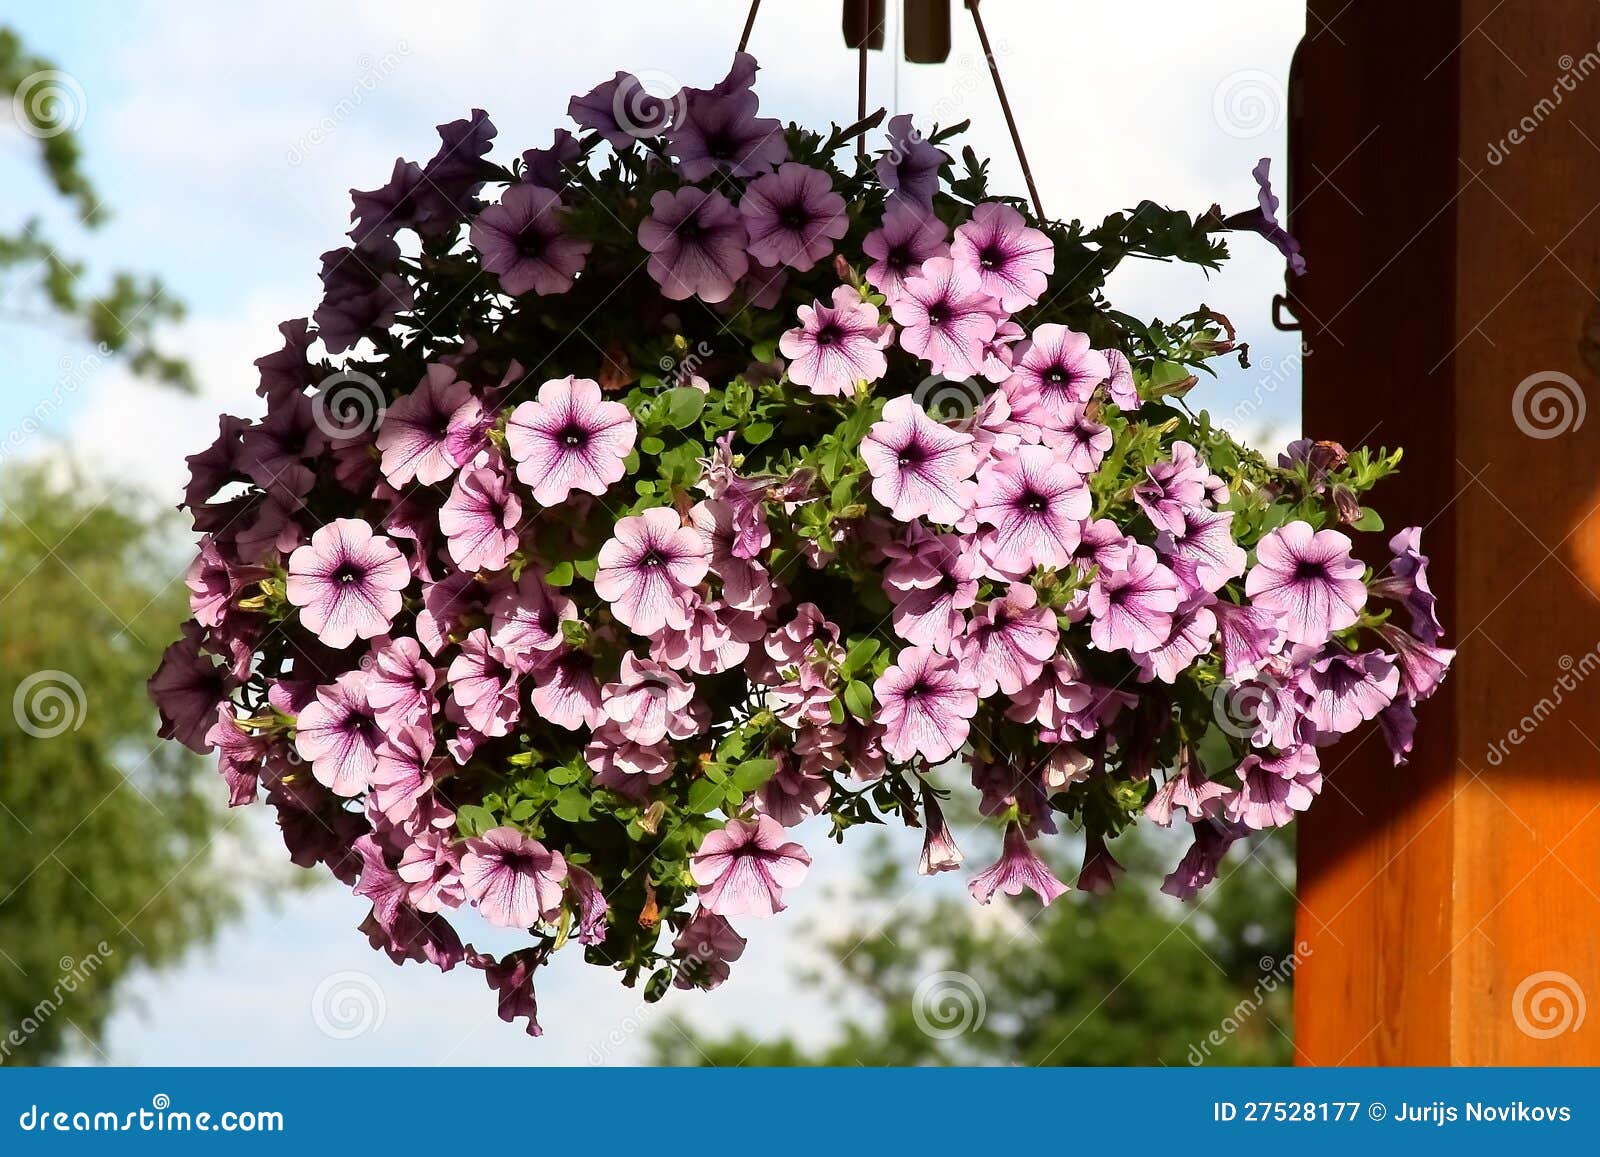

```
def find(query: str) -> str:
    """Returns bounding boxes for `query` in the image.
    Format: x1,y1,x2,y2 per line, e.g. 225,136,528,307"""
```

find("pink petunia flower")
918,788,964,875
673,910,747,990
892,257,1001,379
1369,526,1444,644
1088,543,1181,654
446,629,521,738
863,200,948,301
1226,746,1322,830
860,394,979,525
1004,324,1111,426
530,648,605,730
600,651,701,746
1132,440,1215,535
1156,507,1248,596
364,635,440,729
874,645,981,763
740,163,848,272
376,364,477,487
885,534,980,652
489,571,577,672
469,184,591,296
779,286,892,396
1244,521,1367,646
594,507,710,636
460,826,568,928
690,815,812,918
505,376,637,506
950,201,1055,312
439,462,523,572
638,187,750,303
967,822,1069,906
1298,648,1400,740
294,670,382,797
286,518,410,649
962,583,1060,697
973,445,1089,575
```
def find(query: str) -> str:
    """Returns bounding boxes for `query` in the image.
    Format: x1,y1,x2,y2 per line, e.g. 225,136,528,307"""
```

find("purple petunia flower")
951,202,1055,312
968,821,1068,906
1134,595,1217,683
489,571,577,671
469,184,591,297
1132,441,1216,535
779,285,892,396
961,582,1060,697
1224,158,1306,277
1050,402,1113,474
1101,348,1139,411
594,507,710,637
1370,526,1444,644
530,648,604,730
286,519,411,649
1298,648,1400,740
863,200,948,301
874,645,980,764
460,827,568,929
667,54,787,182
149,622,235,754
349,158,431,245
638,187,750,304
860,395,979,525
294,671,382,797
1088,543,1181,654
673,910,747,990
505,376,637,506
1212,599,1284,677
885,534,980,653
690,815,812,919
918,788,965,875
1245,521,1368,646
892,257,1002,379
876,113,948,206
439,462,523,573
740,163,849,272
568,70,674,147
1004,324,1111,426
446,629,521,738
1163,818,1250,900
1227,746,1322,830
364,635,439,729
973,445,1090,575
1156,507,1248,596
1377,623,1454,704
313,238,413,355
521,128,584,190
600,651,701,746
376,364,477,488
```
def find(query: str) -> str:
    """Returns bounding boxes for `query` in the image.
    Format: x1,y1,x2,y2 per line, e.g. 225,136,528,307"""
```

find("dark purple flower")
254,318,317,404
312,237,413,354
1224,157,1306,276
469,184,591,297
876,113,948,206
569,71,674,146
1369,526,1444,644
668,54,787,181
863,200,948,301
521,128,584,189
149,622,236,754
638,187,749,304
740,163,848,272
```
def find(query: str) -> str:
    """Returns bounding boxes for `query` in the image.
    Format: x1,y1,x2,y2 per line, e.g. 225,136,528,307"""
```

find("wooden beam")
1295,0,1600,1063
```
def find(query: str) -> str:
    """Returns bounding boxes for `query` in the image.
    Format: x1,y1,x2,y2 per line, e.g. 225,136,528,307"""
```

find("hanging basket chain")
966,0,1044,221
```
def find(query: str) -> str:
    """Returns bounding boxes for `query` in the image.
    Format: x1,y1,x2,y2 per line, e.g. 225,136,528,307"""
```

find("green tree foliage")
650,828,1297,1066
0,469,236,1063
2,26,190,387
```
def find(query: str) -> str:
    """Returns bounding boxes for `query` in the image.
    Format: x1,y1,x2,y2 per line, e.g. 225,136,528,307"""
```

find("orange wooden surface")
1295,0,1600,1064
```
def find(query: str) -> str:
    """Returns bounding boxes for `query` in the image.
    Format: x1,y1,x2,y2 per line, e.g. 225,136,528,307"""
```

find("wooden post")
1294,0,1600,1063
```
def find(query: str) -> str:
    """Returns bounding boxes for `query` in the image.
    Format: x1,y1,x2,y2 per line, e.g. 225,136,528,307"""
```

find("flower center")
1044,367,1067,386
557,424,588,449
778,204,808,232
896,443,926,469
706,131,735,160
979,243,1007,270
333,563,366,586
515,227,547,260
925,304,948,327
1294,560,1327,583
641,549,666,568
1019,490,1049,514
815,324,842,348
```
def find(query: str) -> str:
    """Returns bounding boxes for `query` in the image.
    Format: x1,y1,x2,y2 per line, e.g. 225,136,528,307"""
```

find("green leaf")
662,387,706,429
639,435,666,456
731,758,778,791
843,679,875,720
744,422,773,445
545,559,574,587
686,779,724,815
842,637,880,676
1351,507,1384,532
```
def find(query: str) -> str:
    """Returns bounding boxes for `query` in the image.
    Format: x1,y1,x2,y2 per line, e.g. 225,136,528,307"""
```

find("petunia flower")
600,652,701,746
860,394,979,525
364,635,439,729
778,285,892,396
1162,818,1249,900
1245,521,1367,646
1132,441,1215,535
530,648,605,730
973,445,1090,575
1369,526,1444,644
961,583,1060,697
875,113,948,206
1101,348,1140,411
286,518,410,649
1004,324,1111,426
583,722,674,794
489,570,578,671
505,375,637,506
1377,623,1454,704
568,70,673,146
690,815,812,919
885,534,980,652
1088,543,1181,654
673,910,747,990
874,645,981,763
950,201,1055,312
892,257,1001,379
376,364,477,487
460,827,568,929
149,622,236,754
594,507,709,636
740,163,849,272
446,629,522,738
667,54,787,181
1156,507,1248,596
1223,157,1306,276
439,462,523,572
863,200,948,301
1298,648,1400,740
918,788,964,875
469,184,591,296
397,830,465,914
294,671,382,797
1226,747,1323,830
1134,595,1217,683
967,822,1068,906
638,187,750,303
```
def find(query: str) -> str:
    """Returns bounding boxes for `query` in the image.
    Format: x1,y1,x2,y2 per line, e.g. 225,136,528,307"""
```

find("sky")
1,0,1304,1064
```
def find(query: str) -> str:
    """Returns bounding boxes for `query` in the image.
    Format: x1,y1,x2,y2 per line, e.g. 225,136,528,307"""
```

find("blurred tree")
2,26,190,386
0,468,236,1063
650,827,1297,1066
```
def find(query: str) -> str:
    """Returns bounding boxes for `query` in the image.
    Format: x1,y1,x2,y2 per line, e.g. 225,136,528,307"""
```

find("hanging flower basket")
150,53,1451,1034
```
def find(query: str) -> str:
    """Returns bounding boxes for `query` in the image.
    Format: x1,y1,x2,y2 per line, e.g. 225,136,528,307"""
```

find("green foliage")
0,468,238,1063
650,827,1296,1067
1,26,191,387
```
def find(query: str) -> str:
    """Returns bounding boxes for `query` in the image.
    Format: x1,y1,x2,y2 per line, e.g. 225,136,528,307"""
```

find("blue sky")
1,0,1303,1064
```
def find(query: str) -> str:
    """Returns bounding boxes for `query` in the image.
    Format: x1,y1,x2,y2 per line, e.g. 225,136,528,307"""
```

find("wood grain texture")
1296,0,1600,1064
